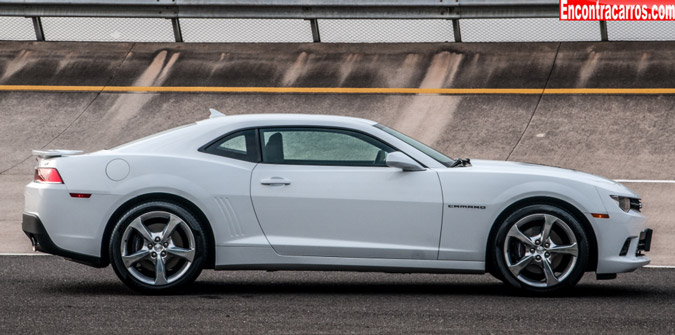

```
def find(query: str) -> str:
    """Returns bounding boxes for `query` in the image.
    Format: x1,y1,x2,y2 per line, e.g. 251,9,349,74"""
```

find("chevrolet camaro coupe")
23,112,652,294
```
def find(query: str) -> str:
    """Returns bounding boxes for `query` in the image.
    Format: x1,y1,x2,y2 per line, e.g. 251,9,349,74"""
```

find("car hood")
461,159,637,196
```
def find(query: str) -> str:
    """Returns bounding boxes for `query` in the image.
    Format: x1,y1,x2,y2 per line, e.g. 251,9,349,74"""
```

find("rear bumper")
22,213,105,268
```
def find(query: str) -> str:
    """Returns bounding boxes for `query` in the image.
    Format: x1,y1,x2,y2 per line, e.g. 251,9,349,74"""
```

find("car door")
250,127,444,260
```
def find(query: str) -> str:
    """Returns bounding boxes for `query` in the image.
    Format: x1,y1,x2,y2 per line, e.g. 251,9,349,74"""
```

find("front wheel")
492,204,589,294
109,201,208,294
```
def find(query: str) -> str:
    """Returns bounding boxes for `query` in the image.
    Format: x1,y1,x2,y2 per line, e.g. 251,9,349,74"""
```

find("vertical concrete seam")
0,43,137,175
505,42,561,162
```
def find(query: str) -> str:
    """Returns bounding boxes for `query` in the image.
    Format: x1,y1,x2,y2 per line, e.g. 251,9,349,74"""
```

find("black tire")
490,204,589,294
109,201,208,294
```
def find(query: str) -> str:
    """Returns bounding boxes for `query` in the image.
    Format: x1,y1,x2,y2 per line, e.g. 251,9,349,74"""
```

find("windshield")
374,124,456,167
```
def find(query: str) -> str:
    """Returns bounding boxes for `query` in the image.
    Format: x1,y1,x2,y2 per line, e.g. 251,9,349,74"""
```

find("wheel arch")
100,192,216,269
486,196,598,274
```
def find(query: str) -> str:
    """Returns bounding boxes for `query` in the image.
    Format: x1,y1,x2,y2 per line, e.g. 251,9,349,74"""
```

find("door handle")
260,177,291,186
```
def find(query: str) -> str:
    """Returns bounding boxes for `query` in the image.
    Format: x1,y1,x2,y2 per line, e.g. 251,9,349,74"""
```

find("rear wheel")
492,204,589,294
109,201,207,294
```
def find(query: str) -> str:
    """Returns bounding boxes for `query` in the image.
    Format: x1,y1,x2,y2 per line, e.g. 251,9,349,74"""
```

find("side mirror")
385,152,425,171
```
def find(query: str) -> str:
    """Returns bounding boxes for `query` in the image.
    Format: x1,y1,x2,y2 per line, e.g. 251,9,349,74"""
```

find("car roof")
196,113,378,127
109,113,379,152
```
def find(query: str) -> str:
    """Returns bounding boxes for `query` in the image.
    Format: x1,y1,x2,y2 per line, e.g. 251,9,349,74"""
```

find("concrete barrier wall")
0,41,672,265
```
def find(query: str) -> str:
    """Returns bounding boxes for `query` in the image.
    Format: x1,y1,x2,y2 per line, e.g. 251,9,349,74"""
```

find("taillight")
34,168,64,184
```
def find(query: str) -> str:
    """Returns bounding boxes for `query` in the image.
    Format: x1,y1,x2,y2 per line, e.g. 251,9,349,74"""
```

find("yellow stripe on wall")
1,85,675,95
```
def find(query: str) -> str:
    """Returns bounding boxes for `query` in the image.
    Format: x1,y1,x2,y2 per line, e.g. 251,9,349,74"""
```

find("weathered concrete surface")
0,222,31,253
623,183,675,266
1,42,559,175
2,93,537,174
0,42,134,86
102,42,558,88
0,92,99,173
0,175,27,221
509,95,675,180
0,175,31,253
549,42,675,88
0,41,673,266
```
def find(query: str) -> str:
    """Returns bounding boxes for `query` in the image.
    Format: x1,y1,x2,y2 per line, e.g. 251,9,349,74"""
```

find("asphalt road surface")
1,256,674,334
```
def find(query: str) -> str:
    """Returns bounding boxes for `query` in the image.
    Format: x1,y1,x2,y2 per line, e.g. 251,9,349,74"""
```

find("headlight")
610,195,641,212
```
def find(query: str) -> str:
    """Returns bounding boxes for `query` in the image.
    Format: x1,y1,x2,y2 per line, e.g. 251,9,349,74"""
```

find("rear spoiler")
32,150,83,159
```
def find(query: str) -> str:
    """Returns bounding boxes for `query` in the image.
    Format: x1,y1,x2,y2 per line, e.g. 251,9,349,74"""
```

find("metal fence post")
452,19,462,42
309,19,320,43
171,18,183,42
31,16,45,41
599,20,608,41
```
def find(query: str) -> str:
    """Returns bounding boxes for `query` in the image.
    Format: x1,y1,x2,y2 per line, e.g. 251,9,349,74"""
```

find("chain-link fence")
40,17,174,42
181,19,313,43
460,18,601,42
0,16,34,40
607,21,675,40
2,16,675,43
319,20,454,43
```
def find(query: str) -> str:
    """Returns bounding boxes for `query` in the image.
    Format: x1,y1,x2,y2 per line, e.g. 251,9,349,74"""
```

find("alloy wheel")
120,211,196,286
503,213,579,288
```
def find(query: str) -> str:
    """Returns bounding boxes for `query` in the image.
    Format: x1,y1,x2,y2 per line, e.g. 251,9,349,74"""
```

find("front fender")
437,170,607,263
492,180,607,216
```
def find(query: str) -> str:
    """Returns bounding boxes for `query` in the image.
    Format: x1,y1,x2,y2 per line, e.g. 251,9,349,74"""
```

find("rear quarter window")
201,129,260,163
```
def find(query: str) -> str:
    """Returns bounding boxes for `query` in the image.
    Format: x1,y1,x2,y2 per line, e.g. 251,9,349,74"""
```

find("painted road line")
0,253,50,256
615,180,675,183
645,265,675,269
101,87,544,94
545,88,675,94
2,85,675,94
0,85,542,94
0,85,104,92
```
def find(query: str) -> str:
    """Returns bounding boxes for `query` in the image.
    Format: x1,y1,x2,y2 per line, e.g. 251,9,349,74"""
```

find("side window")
202,129,260,163
260,128,394,166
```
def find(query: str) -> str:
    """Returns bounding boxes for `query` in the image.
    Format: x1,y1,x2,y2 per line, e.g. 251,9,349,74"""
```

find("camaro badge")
448,204,487,209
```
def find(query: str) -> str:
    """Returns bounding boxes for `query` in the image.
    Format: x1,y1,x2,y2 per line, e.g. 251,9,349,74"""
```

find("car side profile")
23,112,652,294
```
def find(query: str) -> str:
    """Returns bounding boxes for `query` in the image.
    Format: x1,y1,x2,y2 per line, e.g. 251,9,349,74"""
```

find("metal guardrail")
0,0,601,43
0,0,560,19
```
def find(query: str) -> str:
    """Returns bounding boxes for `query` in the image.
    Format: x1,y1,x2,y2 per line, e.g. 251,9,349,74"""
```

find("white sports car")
23,112,652,294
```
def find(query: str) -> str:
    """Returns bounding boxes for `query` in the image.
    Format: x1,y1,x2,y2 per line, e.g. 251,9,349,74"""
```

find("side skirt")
214,246,485,274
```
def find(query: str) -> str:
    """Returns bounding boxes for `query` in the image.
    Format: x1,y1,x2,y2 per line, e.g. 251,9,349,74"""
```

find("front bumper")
591,208,652,274
591,188,653,274
22,213,105,268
